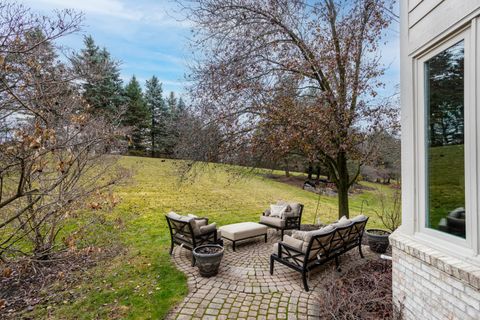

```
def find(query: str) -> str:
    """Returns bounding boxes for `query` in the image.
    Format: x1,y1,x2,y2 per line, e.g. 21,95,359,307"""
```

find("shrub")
318,259,399,319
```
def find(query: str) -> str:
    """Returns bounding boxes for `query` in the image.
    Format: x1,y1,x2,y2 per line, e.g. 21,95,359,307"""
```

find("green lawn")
428,144,465,229
29,156,395,319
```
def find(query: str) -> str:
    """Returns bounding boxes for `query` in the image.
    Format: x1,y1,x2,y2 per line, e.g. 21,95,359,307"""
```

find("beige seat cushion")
260,215,285,228
219,222,267,241
272,243,279,255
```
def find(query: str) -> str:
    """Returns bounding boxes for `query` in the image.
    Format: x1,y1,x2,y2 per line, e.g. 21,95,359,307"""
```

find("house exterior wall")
395,0,480,318
391,233,480,319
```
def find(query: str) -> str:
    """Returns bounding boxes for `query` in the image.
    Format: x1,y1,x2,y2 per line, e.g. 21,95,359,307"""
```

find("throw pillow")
270,204,288,218
199,223,216,234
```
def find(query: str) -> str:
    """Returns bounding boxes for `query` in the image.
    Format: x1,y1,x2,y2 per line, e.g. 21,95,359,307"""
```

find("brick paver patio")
167,229,376,320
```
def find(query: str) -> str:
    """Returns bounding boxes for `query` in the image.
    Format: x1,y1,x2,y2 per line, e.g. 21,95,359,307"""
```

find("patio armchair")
165,212,222,266
270,214,368,291
438,207,465,237
259,202,304,240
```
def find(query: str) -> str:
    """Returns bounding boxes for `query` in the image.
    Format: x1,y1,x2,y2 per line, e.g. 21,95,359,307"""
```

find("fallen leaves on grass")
0,245,122,319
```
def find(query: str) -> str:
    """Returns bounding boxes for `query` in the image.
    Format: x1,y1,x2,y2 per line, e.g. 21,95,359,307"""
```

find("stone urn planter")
193,244,224,277
365,229,391,253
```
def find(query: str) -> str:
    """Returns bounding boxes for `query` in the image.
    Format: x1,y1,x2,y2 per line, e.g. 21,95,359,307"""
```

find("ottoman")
219,222,268,251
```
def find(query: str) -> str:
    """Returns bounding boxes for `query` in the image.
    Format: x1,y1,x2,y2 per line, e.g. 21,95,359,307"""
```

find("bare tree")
374,186,401,232
182,0,397,218
0,3,128,261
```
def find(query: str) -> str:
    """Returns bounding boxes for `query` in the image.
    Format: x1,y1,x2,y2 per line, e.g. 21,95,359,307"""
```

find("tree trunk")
151,120,155,158
307,164,313,180
284,159,290,177
315,165,321,181
336,152,350,219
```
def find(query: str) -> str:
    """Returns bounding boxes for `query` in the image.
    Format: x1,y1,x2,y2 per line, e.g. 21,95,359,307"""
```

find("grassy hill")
428,144,465,229
29,156,396,319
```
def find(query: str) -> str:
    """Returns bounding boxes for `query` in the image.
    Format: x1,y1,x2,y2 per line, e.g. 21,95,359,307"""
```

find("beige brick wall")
390,232,480,320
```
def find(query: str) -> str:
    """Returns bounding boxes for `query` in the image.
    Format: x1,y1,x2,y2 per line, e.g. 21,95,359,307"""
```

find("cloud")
19,0,191,95
25,0,191,28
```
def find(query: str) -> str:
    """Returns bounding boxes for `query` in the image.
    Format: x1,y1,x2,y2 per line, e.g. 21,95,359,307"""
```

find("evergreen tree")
123,76,149,151
144,76,168,156
177,97,187,115
71,35,124,117
163,91,179,155
166,91,178,115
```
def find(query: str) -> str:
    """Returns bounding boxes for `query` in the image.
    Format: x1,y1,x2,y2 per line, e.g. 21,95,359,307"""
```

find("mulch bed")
264,174,377,196
318,258,396,319
0,245,122,319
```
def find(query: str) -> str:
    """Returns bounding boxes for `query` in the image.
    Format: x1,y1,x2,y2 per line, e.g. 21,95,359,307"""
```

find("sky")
19,0,400,100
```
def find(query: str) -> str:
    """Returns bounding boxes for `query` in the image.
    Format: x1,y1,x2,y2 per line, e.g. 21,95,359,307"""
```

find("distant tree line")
72,36,187,157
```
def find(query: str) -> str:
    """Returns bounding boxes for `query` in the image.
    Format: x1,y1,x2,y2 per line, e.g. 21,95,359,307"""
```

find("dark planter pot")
193,244,224,277
365,229,391,253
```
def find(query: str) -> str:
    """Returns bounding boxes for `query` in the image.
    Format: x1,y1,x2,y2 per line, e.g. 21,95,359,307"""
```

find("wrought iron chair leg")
281,229,284,240
270,256,274,275
169,242,174,255
335,255,341,271
302,271,309,292
359,243,364,258
191,254,196,267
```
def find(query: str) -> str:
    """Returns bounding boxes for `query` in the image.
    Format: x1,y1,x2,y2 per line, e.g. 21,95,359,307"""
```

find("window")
424,41,466,238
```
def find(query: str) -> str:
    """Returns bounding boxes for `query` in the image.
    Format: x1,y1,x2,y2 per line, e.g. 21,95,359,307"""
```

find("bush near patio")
4,156,396,319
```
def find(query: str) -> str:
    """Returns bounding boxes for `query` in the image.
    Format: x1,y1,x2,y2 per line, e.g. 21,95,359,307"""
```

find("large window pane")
425,40,465,238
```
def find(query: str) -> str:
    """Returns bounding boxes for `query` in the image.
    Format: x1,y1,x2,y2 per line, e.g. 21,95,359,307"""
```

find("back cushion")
288,203,302,217
331,216,351,228
167,212,200,235
270,204,289,218
331,224,353,250
302,227,336,259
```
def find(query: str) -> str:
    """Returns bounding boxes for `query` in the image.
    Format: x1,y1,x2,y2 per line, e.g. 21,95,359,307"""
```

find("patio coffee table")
219,222,268,251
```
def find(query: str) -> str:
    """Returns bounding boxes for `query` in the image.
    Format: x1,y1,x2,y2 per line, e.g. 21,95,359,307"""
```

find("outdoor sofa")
165,212,222,266
259,202,304,240
270,214,369,291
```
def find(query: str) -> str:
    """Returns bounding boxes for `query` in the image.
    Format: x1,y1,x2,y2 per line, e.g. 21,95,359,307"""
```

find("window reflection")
425,41,465,238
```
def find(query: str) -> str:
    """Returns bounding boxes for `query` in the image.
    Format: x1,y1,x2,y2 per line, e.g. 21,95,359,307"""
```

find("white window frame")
413,21,479,259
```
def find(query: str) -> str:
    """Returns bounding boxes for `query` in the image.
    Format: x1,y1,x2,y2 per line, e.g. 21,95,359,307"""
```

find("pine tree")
177,97,187,115
166,91,178,115
144,76,167,156
123,76,149,151
164,92,181,155
71,35,124,117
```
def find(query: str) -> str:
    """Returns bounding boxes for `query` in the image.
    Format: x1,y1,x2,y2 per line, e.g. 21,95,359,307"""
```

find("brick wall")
390,232,480,319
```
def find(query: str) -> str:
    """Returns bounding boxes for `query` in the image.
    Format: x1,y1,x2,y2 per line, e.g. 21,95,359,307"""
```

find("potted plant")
366,187,401,253
192,244,224,277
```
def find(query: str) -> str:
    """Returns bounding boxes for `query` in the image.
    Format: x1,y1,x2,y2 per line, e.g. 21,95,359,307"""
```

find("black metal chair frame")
260,204,304,240
166,215,221,266
270,217,369,291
